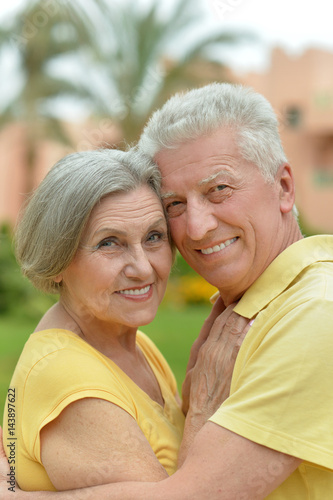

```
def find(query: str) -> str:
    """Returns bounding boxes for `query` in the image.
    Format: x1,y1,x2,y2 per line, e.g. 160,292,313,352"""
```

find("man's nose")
186,199,218,241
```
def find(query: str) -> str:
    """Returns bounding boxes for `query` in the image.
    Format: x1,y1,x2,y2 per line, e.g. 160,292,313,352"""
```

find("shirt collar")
232,235,333,319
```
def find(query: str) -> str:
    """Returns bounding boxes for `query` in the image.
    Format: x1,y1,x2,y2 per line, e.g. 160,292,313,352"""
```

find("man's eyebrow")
161,191,177,200
198,169,234,186
161,170,235,199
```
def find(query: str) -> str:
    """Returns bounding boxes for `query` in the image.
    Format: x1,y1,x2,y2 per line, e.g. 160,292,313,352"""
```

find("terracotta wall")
237,47,333,233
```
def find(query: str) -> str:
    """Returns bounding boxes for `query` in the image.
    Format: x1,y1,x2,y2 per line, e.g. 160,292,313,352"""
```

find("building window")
312,135,333,187
285,106,302,128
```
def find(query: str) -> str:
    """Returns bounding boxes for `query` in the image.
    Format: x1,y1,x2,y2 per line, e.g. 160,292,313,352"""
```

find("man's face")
155,128,289,304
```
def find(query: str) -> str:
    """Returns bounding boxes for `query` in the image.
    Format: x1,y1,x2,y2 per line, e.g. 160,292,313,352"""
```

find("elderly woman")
1,148,247,495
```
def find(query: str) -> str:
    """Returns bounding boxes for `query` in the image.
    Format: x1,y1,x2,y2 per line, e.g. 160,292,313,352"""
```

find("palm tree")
85,0,253,145
0,0,101,193
0,0,253,195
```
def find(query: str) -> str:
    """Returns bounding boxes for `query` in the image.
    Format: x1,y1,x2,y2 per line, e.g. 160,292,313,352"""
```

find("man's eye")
164,200,185,218
214,184,227,191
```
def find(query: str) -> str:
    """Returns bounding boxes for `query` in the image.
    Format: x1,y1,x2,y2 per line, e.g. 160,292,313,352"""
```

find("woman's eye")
147,232,163,242
98,238,117,248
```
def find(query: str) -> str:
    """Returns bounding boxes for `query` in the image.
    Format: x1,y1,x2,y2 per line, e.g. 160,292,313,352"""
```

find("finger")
206,305,240,342
225,312,251,336
235,320,253,349
198,296,226,344
198,313,251,365
185,298,227,373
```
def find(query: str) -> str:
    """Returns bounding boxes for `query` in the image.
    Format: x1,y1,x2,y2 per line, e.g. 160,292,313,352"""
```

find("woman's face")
58,186,172,331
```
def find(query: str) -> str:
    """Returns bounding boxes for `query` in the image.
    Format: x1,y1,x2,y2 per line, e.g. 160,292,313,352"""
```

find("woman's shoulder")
34,301,81,335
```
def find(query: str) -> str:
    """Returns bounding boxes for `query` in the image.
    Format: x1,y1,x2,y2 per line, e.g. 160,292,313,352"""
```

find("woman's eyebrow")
93,217,167,237
94,227,126,237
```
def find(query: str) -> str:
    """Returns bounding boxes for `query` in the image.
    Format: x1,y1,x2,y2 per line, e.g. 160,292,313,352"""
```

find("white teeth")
200,237,237,255
118,285,150,296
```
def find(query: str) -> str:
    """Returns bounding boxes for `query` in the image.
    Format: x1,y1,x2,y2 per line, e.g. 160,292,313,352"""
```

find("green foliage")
171,252,198,277
0,225,18,313
0,314,37,424
297,212,323,237
0,224,56,319
163,253,218,306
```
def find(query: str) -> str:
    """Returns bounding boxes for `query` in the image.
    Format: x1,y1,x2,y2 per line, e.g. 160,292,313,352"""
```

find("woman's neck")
35,300,139,359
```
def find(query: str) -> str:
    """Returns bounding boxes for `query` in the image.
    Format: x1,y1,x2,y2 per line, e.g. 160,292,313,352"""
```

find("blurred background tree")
0,0,106,193
0,0,251,161
87,0,250,143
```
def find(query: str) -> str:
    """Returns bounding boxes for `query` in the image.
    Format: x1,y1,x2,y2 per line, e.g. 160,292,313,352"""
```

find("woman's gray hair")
138,82,287,182
15,148,168,294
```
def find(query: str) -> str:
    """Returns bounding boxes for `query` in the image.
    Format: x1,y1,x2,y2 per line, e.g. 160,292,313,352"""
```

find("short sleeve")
209,298,333,470
21,343,137,463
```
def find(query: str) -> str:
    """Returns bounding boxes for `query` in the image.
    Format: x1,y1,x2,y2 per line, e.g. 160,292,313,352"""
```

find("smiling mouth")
200,237,238,255
117,285,151,296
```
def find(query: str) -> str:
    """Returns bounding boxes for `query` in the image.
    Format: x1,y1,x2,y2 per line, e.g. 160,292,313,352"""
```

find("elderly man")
1,84,333,499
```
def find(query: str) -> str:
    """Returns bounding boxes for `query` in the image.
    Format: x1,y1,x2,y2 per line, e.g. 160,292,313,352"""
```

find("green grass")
0,303,211,424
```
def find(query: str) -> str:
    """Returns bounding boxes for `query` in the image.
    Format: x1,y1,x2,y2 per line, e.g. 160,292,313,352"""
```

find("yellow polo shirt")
210,235,333,499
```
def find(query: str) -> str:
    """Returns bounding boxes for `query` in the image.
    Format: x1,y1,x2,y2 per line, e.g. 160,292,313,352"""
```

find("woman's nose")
123,246,153,280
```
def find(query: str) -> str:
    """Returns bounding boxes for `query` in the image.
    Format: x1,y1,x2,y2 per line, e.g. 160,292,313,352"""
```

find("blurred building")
1,46,333,233
236,47,333,233
0,120,121,226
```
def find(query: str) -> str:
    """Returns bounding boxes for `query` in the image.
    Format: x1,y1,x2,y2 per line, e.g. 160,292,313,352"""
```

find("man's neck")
219,224,303,307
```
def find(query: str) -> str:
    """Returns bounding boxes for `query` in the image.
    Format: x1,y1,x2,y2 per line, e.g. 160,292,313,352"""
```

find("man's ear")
53,274,63,284
278,163,295,214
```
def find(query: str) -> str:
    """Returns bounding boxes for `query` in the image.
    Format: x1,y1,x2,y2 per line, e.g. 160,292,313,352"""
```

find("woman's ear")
278,163,296,214
53,274,63,284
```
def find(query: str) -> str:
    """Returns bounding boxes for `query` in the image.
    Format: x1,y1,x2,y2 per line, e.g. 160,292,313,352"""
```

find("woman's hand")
179,305,252,465
188,305,250,418
182,296,226,415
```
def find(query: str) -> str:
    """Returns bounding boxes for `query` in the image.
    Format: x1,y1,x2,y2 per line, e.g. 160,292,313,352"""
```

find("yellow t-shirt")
3,329,184,491
210,235,333,499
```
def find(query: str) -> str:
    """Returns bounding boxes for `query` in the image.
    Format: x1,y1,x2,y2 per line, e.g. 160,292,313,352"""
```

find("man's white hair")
138,82,298,217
